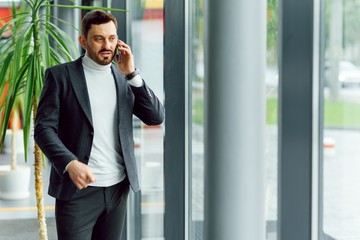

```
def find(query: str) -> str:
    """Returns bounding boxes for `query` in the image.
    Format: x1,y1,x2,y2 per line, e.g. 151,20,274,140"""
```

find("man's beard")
89,49,114,65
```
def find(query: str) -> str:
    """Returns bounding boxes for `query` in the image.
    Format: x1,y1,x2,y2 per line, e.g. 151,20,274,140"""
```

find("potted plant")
0,1,125,239
0,97,31,200
0,81,31,201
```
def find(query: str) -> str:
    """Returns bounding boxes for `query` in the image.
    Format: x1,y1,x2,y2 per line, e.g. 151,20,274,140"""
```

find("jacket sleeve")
34,68,77,174
130,79,165,126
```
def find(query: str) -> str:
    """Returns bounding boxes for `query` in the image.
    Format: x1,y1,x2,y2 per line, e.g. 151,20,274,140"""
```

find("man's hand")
66,160,95,189
116,40,135,75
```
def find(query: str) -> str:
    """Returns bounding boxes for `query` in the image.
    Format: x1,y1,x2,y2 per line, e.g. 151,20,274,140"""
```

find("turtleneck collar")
82,52,112,71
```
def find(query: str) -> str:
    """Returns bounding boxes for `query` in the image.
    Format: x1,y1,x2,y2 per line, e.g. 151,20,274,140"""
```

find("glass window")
321,0,360,239
128,0,165,239
189,0,205,239
188,1,279,239
266,0,278,239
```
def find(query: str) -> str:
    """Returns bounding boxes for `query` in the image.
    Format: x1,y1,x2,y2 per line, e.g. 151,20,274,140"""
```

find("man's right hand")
66,160,96,189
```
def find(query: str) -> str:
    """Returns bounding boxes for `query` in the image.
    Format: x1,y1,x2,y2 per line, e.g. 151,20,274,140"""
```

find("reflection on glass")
130,0,165,239
266,0,278,239
190,0,205,239
322,0,360,239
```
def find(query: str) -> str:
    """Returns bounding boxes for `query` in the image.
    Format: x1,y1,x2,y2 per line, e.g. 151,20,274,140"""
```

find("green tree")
267,0,278,66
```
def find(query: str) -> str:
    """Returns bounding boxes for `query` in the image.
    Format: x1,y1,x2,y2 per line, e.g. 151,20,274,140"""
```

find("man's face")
79,21,118,65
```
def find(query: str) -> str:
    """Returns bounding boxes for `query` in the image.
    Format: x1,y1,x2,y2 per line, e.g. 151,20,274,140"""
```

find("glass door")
321,0,360,239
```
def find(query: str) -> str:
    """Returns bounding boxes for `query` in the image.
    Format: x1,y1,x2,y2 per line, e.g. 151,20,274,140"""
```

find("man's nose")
103,39,111,49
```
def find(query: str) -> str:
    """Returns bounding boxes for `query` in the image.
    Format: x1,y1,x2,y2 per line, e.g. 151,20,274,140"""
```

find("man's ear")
78,35,87,49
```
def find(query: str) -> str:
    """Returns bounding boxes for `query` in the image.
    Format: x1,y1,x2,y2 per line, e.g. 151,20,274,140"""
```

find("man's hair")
81,10,118,38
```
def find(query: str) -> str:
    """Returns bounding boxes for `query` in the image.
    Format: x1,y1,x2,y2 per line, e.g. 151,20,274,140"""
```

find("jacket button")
90,132,94,136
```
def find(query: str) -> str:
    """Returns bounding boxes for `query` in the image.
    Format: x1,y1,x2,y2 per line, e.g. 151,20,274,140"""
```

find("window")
266,0,279,238
321,0,360,239
189,0,205,239
129,0,165,239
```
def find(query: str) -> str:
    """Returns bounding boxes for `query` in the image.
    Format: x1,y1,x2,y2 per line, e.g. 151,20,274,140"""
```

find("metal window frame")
164,0,187,239
278,0,318,239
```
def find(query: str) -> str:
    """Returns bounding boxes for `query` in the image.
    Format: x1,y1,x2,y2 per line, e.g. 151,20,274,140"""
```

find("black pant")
55,179,130,240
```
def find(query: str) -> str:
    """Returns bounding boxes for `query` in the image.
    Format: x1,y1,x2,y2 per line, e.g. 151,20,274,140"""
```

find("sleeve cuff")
63,160,74,174
127,75,143,87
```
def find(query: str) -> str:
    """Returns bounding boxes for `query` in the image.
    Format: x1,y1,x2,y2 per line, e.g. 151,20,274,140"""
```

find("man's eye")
94,37,104,42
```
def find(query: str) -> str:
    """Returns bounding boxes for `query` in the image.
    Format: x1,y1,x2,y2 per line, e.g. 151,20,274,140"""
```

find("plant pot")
0,165,31,200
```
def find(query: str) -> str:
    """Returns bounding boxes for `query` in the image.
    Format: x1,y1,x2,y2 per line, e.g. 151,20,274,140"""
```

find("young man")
34,10,164,240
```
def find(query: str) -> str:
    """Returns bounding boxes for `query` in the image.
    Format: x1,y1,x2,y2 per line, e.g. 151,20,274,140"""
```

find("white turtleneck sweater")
81,53,142,187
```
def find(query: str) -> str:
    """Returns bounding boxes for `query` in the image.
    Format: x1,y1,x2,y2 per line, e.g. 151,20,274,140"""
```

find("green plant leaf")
49,4,127,12
44,21,79,60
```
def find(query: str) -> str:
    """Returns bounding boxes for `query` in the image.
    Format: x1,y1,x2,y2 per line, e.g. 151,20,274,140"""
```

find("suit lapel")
67,57,93,126
111,64,127,122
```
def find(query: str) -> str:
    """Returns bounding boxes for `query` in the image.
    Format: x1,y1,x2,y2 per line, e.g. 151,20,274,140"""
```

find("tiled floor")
0,151,55,220
0,218,57,240
0,149,57,239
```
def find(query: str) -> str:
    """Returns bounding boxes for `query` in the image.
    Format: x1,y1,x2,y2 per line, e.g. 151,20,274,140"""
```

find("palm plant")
0,1,124,239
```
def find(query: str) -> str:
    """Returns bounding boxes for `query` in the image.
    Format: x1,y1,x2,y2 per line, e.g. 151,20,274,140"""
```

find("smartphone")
114,46,122,63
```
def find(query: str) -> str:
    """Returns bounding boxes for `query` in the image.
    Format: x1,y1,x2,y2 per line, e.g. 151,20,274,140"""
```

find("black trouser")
55,179,130,240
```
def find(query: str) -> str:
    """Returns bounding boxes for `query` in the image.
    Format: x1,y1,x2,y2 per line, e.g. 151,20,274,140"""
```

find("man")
34,10,164,240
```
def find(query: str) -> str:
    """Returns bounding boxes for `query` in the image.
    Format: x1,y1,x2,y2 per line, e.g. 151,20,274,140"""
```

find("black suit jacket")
34,56,164,200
